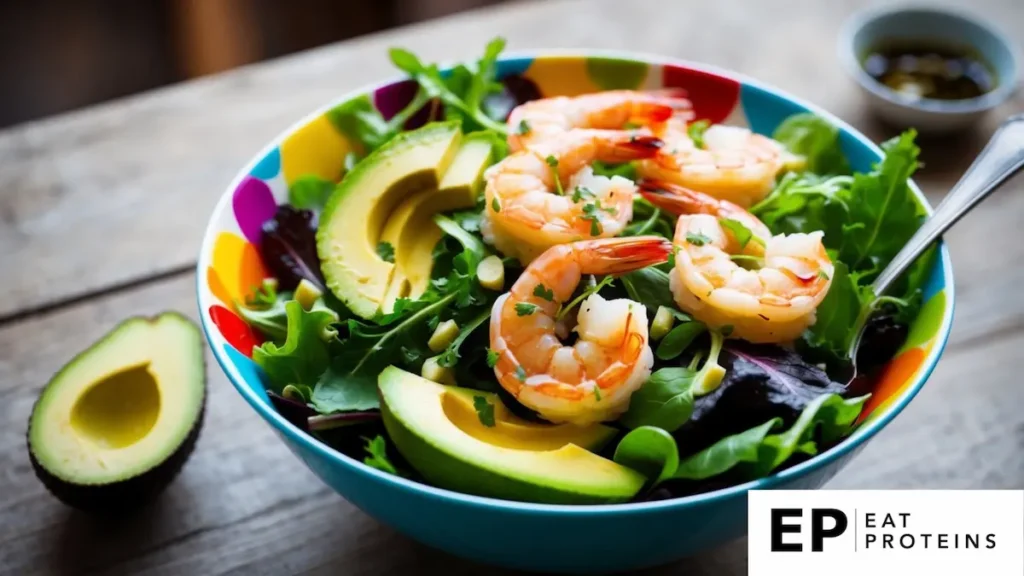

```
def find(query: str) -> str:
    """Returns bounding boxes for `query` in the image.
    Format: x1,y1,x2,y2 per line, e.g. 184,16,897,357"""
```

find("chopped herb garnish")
533,284,555,301
486,348,500,368
623,121,642,130
593,384,602,401
515,302,538,316
729,254,764,266
686,232,712,246
516,119,531,135
556,275,615,321
688,119,711,149
473,396,496,427
376,241,396,263
572,185,595,203
515,365,527,382
546,155,564,195
718,218,763,251
491,197,501,212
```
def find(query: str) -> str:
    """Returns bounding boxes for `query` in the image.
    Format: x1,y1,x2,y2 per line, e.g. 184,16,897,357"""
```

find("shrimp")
639,180,834,344
489,236,673,426
481,131,664,264
638,117,799,208
507,89,692,152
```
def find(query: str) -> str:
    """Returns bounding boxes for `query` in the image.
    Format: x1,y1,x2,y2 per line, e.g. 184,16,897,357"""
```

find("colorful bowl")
197,51,954,573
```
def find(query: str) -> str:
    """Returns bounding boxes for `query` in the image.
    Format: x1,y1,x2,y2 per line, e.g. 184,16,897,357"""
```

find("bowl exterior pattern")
197,54,954,572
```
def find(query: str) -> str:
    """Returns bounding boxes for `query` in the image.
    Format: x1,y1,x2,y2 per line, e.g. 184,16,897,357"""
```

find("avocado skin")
26,313,207,514
27,398,205,514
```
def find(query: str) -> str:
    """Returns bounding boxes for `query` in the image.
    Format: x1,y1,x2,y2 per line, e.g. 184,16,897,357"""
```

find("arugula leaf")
613,426,679,485
363,435,400,475
804,261,874,359
656,322,706,361
253,300,339,394
473,395,496,427
438,309,490,367
687,120,710,149
376,241,396,263
772,113,851,175
620,368,696,431
750,172,852,238
288,175,335,210
837,130,924,275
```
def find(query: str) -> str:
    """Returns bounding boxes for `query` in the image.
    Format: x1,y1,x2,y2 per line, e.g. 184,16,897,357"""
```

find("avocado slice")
378,367,646,504
318,121,463,319
380,133,495,311
27,312,205,512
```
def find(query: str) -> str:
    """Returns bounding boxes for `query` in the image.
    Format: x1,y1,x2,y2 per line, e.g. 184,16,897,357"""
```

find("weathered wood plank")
2,0,1021,320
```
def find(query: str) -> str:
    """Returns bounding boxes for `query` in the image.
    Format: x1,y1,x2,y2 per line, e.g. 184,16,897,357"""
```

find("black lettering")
900,534,915,549
986,534,997,549
811,509,848,552
881,513,895,528
953,533,960,548
921,533,932,548
771,509,803,552
966,534,979,549
883,534,894,548
899,512,910,528
938,534,948,549
865,534,876,548
865,513,876,528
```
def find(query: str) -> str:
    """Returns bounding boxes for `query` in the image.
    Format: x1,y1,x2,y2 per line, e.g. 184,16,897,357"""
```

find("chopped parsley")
581,201,617,237
376,241,396,263
473,396,496,427
515,365,527,382
486,348,500,368
516,119,531,135
593,384,602,401
545,155,564,195
718,218,763,251
491,197,501,212
688,119,711,149
572,185,595,203
685,232,712,246
533,283,555,301
515,302,538,316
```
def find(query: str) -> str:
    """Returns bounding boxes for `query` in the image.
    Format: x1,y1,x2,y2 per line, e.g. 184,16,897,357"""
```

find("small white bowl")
838,5,1020,134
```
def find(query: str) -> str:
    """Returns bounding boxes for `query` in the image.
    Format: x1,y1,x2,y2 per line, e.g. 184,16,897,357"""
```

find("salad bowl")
196,50,954,573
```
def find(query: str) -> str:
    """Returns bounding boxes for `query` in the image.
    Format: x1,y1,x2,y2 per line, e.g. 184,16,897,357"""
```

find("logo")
749,490,1024,576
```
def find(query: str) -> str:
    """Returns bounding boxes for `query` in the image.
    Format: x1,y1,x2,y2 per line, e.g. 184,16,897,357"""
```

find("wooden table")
2,0,1022,573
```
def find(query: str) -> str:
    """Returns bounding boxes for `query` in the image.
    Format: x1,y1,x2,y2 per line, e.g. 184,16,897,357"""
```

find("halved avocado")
378,367,645,504
27,312,205,512
317,121,463,318
380,133,495,311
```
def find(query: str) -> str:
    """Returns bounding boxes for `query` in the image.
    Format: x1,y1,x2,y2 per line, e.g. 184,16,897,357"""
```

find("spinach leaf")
673,419,780,480
620,368,696,431
621,266,677,312
772,113,851,176
253,300,339,394
837,130,924,276
288,174,335,211
655,322,706,361
613,426,679,485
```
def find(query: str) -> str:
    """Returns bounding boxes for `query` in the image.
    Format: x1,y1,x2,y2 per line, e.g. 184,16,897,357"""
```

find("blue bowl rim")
837,3,1022,114
197,48,956,515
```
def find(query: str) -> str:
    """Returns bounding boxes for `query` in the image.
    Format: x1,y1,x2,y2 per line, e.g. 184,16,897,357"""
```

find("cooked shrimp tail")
638,178,772,247
574,235,674,275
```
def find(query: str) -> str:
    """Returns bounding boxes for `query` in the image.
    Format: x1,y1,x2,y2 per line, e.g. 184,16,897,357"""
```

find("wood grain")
2,0,1021,321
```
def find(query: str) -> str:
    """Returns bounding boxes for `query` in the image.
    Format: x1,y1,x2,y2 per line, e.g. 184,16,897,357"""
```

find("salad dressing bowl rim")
196,48,955,514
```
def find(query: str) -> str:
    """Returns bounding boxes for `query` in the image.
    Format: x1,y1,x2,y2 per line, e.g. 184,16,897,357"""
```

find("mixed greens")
236,38,929,501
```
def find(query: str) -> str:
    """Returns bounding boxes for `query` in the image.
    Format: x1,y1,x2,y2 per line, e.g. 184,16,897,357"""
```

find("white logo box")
748,490,1024,576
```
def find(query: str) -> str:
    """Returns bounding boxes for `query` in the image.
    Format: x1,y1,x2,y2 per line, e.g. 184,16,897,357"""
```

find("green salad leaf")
288,175,335,211
237,286,294,342
772,113,851,176
363,435,400,475
804,261,874,359
620,367,697,431
621,266,677,312
613,393,868,484
687,120,710,149
253,300,339,394
655,322,705,361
